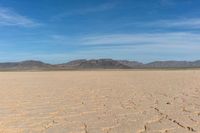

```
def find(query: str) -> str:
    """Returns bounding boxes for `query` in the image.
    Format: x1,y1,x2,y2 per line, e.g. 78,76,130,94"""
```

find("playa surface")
0,70,200,133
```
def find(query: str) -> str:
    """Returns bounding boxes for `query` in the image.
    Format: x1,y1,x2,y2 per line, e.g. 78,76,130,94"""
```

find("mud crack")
152,107,196,132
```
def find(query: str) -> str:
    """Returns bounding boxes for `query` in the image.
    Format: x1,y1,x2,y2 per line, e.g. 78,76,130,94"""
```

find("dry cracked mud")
0,70,200,133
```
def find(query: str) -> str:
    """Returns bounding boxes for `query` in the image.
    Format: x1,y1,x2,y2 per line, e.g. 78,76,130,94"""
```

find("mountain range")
0,59,200,70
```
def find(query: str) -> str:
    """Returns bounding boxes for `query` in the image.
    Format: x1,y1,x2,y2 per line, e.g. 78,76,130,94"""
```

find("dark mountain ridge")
0,60,53,70
59,59,131,69
0,59,200,70
145,60,200,68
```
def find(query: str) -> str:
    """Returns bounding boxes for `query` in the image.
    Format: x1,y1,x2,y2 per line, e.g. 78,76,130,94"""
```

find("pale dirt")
0,70,200,133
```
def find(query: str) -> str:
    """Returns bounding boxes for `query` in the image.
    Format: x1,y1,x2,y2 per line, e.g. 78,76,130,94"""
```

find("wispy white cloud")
134,18,200,29
0,7,40,27
47,32,200,52
80,32,200,47
51,2,116,20
149,18,200,28
3,32,200,63
71,32,200,62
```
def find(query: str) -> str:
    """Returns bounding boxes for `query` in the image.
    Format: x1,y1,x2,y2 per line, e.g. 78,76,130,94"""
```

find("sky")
0,0,200,63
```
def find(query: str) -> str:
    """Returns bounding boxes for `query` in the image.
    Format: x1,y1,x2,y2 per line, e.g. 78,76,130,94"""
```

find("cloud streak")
3,32,200,63
52,2,116,20
80,32,200,47
152,18,200,29
0,7,40,27
135,18,200,29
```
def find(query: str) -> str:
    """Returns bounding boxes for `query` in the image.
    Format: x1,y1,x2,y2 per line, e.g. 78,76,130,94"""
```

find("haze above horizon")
0,0,200,63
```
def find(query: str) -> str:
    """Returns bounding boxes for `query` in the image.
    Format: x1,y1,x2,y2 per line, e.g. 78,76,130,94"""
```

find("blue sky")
0,0,200,63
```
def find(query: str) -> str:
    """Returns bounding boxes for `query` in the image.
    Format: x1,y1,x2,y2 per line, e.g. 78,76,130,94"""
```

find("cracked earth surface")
0,70,200,133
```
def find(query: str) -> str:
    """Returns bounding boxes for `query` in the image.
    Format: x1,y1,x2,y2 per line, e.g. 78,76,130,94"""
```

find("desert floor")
0,70,200,133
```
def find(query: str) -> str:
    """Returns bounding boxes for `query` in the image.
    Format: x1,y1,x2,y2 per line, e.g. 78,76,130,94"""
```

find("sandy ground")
0,70,200,133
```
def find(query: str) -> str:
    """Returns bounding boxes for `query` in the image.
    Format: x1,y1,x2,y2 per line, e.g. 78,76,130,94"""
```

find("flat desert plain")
0,70,200,133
